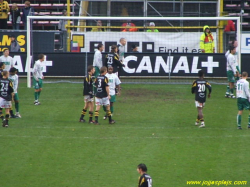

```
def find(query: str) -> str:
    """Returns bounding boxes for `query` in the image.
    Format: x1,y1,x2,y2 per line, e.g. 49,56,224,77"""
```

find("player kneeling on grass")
0,71,14,127
94,66,115,125
33,54,45,105
236,72,250,130
9,67,21,118
225,46,240,98
79,65,95,123
103,66,121,120
191,70,212,128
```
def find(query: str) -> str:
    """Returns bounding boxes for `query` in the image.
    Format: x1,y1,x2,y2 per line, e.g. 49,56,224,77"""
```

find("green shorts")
237,98,250,110
14,93,19,101
33,78,43,89
227,71,235,83
94,67,100,78
110,95,116,102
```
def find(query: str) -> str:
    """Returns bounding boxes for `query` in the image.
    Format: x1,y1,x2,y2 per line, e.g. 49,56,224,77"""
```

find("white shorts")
84,95,94,102
95,97,110,106
0,97,12,108
195,101,205,108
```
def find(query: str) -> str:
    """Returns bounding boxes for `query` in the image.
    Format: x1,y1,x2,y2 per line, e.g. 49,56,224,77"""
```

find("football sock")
89,111,93,121
15,102,19,113
237,114,241,127
106,110,112,121
200,118,204,124
95,110,99,122
110,106,114,114
196,115,199,122
226,86,230,94
230,89,234,94
34,92,38,100
37,91,41,99
10,109,14,116
0,109,3,120
81,109,87,118
5,114,9,123
103,106,106,112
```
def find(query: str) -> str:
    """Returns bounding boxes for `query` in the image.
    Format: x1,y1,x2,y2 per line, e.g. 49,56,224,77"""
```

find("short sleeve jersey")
191,79,212,103
138,173,152,187
105,73,121,96
105,53,123,73
83,74,94,96
0,55,14,71
95,75,109,98
0,78,14,101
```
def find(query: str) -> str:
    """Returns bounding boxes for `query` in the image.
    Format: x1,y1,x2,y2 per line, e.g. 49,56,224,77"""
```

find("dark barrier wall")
0,31,54,52
10,53,248,77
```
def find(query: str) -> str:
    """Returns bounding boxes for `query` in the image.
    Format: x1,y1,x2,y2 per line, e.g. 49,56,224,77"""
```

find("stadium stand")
224,0,250,31
7,0,76,30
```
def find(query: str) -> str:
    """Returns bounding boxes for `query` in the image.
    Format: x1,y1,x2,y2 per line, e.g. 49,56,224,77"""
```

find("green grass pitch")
0,81,249,187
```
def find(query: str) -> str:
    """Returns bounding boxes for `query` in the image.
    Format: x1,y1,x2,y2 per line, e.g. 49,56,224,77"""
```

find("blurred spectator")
22,1,34,30
120,7,129,17
224,20,235,32
10,35,20,52
131,44,139,53
91,20,106,32
58,10,67,50
147,22,159,32
0,0,10,30
200,25,215,53
121,21,137,32
10,3,21,30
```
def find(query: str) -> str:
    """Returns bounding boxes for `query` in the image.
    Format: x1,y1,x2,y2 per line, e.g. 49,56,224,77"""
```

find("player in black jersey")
79,65,95,123
94,66,115,124
137,163,152,187
191,70,212,128
104,45,125,76
0,71,14,127
0,62,5,120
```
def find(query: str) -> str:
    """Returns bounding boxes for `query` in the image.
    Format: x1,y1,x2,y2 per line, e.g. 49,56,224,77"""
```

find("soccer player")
191,70,212,128
103,66,121,119
33,54,45,105
105,45,125,76
9,67,21,118
117,38,126,62
236,72,250,130
93,43,104,78
137,163,152,187
0,71,14,127
0,49,14,71
94,66,115,125
0,62,5,120
225,40,240,96
225,46,240,98
79,65,95,123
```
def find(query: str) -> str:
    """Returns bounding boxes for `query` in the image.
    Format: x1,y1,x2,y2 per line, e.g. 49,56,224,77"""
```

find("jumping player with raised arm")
236,72,250,130
33,54,45,105
191,70,212,128
94,66,115,125
79,65,95,123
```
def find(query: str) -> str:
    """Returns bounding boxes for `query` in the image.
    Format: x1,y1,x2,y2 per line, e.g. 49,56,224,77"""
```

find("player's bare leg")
195,115,200,126
197,106,205,128
229,82,235,98
34,88,42,105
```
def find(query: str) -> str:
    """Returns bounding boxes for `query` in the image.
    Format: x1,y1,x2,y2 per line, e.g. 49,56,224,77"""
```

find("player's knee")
40,88,43,91
15,100,19,103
